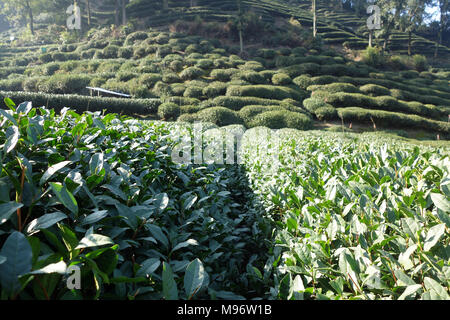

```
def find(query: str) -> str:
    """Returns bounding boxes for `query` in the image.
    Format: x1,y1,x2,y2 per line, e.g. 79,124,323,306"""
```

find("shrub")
180,105,202,114
337,107,449,133
282,63,321,77
239,61,265,72
309,75,338,86
133,46,148,59
139,74,162,88
125,31,149,45
81,49,97,59
0,79,23,91
162,72,182,84
203,82,228,98
51,52,67,62
249,110,312,130
41,63,60,76
210,68,238,81
239,105,283,126
210,96,282,111
233,70,266,84
326,92,377,108
168,83,186,96
0,91,161,115
177,113,198,123
184,86,203,98
118,47,133,59
413,54,428,72
158,102,180,120
39,53,53,63
272,73,292,85
359,84,390,96
248,110,286,129
102,45,119,59
196,59,214,70
400,70,420,79
170,60,184,72
307,83,359,94
196,107,244,126
315,106,338,121
362,46,385,68
285,112,313,130
116,71,137,82
303,97,333,113
226,85,307,101
389,55,409,70
180,67,204,80
38,74,92,94
293,75,312,89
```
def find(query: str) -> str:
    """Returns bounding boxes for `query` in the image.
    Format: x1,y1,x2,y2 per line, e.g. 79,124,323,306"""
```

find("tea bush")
158,102,181,120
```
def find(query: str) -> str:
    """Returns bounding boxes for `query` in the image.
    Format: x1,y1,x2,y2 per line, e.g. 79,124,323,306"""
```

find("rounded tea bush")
184,86,203,98
272,73,292,85
315,106,338,121
180,67,204,80
293,75,312,89
359,84,390,96
239,105,283,126
158,102,181,121
303,97,333,113
196,107,244,126
203,82,228,98
250,110,312,130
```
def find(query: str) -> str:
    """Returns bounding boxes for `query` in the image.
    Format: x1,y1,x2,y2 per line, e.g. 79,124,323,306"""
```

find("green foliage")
413,55,428,72
195,107,243,126
180,67,204,81
272,73,292,85
362,47,385,68
226,85,307,101
249,110,312,130
359,84,390,96
315,105,338,121
0,92,161,115
158,102,181,120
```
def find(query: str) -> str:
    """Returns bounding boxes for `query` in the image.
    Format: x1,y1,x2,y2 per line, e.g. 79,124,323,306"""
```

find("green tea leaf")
424,277,450,300
40,161,72,186
430,193,450,213
75,234,114,249
26,212,67,235
423,223,446,252
29,261,67,275
49,182,78,216
184,258,206,299
0,201,23,225
4,126,19,154
0,232,32,296
162,262,178,300
136,258,160,277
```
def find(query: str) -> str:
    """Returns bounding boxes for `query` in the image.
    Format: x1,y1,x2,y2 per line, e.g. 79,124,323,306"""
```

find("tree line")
0,0,448,55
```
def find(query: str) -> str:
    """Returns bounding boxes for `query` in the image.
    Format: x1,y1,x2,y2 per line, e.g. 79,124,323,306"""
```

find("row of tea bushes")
0,91,161,115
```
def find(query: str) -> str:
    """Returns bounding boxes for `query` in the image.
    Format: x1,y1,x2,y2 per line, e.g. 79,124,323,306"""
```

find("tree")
401,0,430,55
86,0,91,26
237,0,244,54
378,0,407,54
0,0,45,35
434,0,449,57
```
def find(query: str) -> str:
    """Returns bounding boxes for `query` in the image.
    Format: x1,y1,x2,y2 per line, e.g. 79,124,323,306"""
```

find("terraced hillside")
1,26,449,139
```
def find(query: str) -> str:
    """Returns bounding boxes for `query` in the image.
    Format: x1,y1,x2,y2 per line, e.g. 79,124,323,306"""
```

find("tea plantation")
0,0,449,300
